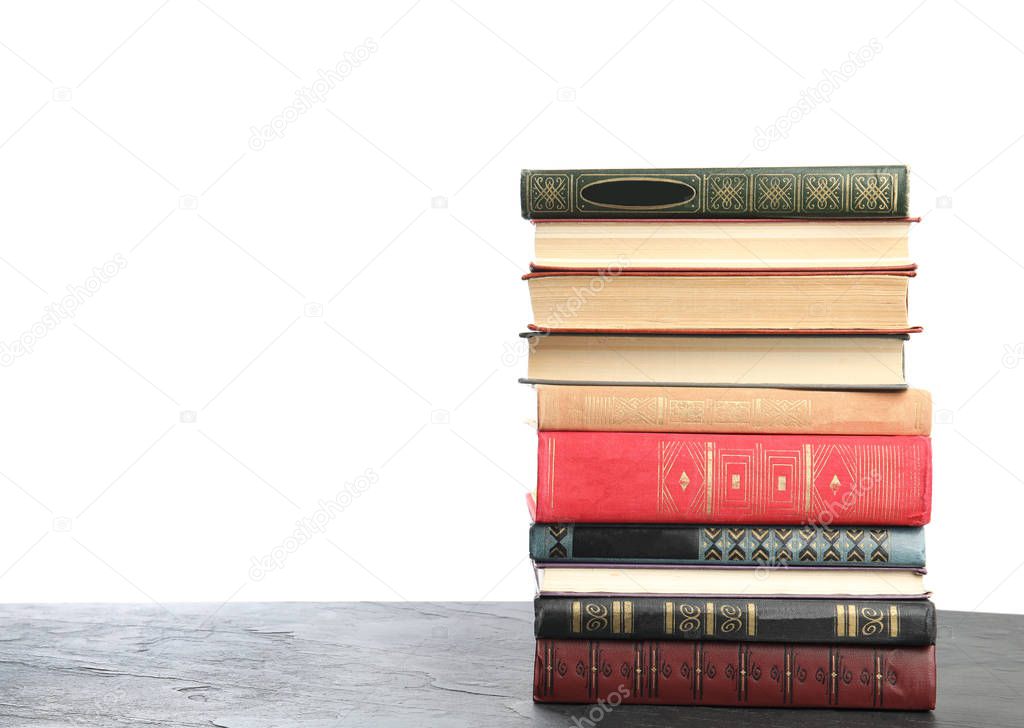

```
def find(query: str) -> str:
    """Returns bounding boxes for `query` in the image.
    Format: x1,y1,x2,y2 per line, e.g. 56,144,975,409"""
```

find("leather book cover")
534,597,936,645
536,432,931,526
529,524,926,567
533,639,936,709
536,385,932,435
521,165,909,219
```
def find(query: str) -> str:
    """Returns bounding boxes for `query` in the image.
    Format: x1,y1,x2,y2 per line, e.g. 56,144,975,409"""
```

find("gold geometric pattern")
668,399,707,424
650,438,922,523
546,525,568,558
756,398,811,427
701,525,891,564
802,174,843,212
753,173,796,212
657,440,686,513
852,173,896,212
679,470,690,492
714,401,753,424
610,396,661,425
530,173,570,212
583,394,816,430
706,174,748,211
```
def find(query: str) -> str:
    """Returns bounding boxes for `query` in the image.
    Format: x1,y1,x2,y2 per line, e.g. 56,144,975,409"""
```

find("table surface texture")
0,603,1019,727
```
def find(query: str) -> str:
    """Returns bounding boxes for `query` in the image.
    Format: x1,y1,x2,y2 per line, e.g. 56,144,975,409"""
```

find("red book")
536,432,931,526
534,639,936,709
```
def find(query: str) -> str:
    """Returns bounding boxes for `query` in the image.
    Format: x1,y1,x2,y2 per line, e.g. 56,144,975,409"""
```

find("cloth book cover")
536,431,932,525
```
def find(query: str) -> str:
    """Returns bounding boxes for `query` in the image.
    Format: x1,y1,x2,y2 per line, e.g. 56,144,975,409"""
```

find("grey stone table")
0,603,1019,727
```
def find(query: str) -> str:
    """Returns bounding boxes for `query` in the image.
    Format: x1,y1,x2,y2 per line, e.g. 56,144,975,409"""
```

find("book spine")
534,597,936,645
536,385,932,435
535,432,931,526
529,524,926,567
521,166,909,219
533,639,935,709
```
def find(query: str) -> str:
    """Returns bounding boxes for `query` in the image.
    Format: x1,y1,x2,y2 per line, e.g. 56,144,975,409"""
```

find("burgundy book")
536,432,931,526
534,639,936,709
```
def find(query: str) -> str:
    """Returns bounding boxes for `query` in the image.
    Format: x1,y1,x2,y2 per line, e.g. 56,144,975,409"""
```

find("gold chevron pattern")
699,526,895,564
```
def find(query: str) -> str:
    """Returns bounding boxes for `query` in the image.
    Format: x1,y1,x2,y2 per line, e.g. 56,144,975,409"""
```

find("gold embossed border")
574,172,702,213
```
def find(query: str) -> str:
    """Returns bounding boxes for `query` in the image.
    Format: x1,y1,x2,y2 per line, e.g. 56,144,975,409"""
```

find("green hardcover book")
520,165,909,220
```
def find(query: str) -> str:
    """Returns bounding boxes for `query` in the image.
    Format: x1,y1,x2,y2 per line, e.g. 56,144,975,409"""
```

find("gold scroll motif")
835,604,900,638
663,602,757,637
572,601,633,634
584,603,608,631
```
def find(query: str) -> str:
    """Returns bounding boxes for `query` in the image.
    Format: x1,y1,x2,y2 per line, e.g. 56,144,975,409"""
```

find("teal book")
530,524,925,567
520,165,909,219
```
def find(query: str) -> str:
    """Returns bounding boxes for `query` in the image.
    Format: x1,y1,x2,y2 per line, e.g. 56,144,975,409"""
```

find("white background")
0,1,1021,614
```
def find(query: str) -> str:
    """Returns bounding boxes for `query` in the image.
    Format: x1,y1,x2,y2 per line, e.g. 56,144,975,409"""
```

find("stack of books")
520,166,936,710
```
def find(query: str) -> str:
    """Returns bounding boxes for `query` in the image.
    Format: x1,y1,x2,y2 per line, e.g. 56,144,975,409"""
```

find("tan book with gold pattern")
536,385,931,435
